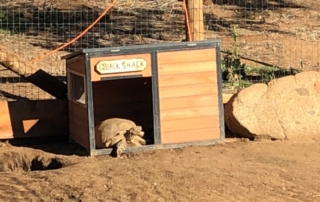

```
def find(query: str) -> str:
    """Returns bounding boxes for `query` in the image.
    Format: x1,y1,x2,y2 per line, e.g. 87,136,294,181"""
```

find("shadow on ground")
8,136,88,156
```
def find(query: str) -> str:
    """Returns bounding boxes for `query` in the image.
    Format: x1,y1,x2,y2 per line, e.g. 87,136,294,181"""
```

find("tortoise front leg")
130,136,146,146
115,139,127,157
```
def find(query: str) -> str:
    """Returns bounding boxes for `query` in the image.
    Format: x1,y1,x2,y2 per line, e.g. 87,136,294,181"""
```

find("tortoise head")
124,126,144,140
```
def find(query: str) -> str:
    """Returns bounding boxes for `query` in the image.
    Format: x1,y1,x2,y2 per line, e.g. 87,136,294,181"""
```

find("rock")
224,71,320,140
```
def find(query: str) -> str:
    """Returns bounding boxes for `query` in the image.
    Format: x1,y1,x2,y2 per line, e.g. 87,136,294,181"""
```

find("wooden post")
187,0,204,41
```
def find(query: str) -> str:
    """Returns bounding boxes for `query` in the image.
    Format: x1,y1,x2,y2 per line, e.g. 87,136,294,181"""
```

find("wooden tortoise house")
61,40,225,156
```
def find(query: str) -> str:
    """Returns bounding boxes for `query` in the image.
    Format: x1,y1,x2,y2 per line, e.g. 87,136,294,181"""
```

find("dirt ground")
0,138,320,202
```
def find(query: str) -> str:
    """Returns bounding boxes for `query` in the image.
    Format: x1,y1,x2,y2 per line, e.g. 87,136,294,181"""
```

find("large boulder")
224,71,320,140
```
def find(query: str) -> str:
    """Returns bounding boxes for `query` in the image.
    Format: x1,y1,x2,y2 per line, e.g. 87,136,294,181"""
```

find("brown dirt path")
0,139,320,201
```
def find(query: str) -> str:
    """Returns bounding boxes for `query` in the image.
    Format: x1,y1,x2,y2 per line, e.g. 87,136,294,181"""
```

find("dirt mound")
0,146,65,172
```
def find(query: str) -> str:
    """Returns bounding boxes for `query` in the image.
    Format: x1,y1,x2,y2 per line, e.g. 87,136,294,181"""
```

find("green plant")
245,65,302,84
0,10,11,36
0,28,11,35
221,25,251,90
221,25,302,90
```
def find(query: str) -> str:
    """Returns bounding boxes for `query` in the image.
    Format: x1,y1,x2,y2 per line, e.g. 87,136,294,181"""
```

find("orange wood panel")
0,101,13,138
159,83,218,99
160,116,220,132
0,100,68,139
68,57,86,74
70,120,89,150
159,94,219,110
69,104,88,131
157,48,216,65
160,106,219,121
158,71,217,87
157,50,221,143
70,112,88,130
90,53,152,81
161,127,221,144
69,101,89,149
69,101,88,123
158,61,217,76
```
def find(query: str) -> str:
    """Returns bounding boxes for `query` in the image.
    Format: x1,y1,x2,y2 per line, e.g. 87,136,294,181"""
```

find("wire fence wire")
204,0,320,91
0,0,319,100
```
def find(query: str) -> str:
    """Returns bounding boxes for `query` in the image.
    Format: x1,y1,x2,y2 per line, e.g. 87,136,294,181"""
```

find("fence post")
187,0,204,41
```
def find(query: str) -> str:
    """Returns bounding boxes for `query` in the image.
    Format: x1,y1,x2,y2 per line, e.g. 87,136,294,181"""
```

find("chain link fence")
0,0,319,100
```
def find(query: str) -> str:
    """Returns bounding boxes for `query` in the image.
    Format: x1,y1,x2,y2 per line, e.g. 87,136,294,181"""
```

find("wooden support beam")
187,0,204,41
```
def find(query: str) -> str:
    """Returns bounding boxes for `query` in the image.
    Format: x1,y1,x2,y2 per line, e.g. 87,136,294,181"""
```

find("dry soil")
0,138,320,202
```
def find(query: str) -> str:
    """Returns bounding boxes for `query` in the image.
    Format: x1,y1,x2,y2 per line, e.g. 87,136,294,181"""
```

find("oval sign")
95,58,147,74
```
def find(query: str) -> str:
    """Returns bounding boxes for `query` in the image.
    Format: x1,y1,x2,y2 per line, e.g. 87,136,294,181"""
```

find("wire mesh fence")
0,0,319,100
204,0,320,91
